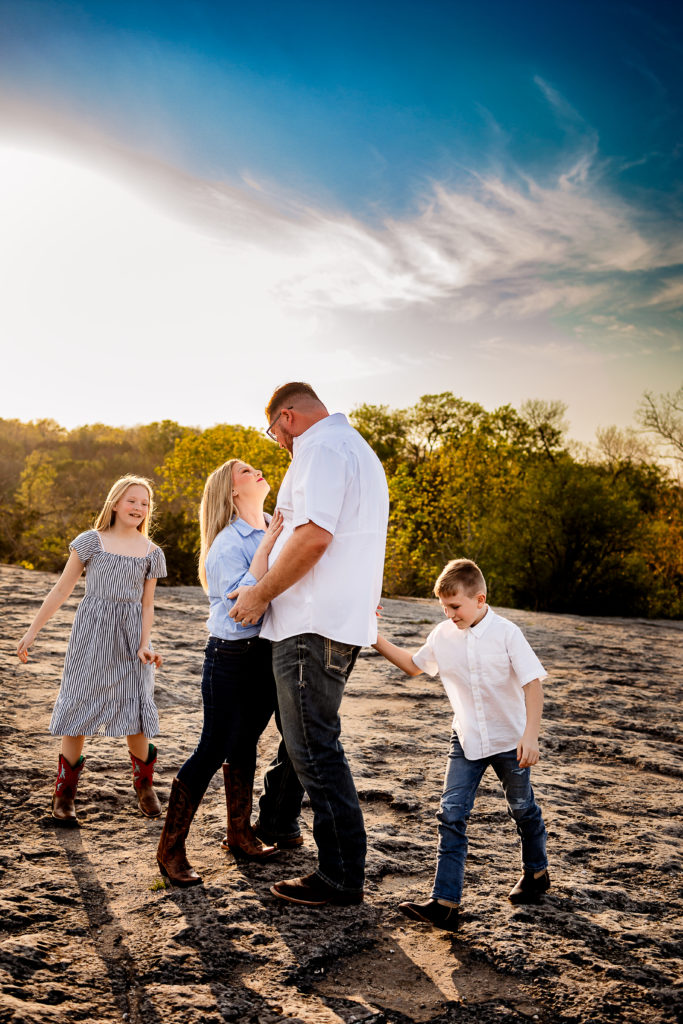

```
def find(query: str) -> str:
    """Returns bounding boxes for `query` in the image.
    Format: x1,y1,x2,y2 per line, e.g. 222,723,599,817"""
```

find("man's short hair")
434,558,487,598
265,382,322,422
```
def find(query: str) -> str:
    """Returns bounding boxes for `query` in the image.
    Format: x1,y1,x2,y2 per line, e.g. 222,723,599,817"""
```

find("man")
229,382,389,906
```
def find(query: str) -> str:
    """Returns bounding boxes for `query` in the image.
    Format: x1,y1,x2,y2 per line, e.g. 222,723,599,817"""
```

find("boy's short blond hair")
434,558,487,598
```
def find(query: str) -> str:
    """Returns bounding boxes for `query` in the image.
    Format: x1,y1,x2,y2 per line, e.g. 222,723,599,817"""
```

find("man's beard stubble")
280,427,294,455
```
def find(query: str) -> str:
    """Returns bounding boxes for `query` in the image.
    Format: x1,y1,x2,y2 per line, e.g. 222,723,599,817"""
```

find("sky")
0,0,681,444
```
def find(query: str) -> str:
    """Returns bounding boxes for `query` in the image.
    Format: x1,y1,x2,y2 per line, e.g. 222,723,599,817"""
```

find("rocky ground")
1,562,681,1024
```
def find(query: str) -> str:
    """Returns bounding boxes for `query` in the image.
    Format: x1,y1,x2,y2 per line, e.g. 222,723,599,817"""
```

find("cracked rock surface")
1,563,682,1023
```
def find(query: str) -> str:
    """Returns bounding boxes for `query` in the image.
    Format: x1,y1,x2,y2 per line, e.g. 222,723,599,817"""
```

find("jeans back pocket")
324,637,356,677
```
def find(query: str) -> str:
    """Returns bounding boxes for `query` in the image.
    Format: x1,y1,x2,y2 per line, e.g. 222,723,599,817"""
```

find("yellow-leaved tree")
156,425,290,583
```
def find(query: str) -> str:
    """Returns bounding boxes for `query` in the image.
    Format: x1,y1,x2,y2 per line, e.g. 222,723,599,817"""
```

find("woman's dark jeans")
177,636,294,818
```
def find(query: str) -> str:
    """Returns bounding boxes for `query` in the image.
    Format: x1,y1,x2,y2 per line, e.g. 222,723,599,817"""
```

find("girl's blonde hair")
198,459,240,592
94,476,155,536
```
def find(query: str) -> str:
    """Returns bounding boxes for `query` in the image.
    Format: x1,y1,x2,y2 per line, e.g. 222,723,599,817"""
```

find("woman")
156,459,301,887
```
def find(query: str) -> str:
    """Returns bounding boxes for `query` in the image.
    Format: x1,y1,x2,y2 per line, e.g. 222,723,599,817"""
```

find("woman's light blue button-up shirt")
205,517,266,640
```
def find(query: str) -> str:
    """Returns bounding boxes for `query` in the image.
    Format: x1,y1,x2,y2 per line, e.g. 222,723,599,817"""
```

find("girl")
156,459,303,887
16,475,167,826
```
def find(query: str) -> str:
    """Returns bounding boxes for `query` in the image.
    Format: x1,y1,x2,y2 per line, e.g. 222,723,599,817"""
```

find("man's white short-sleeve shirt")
261,413,389,647
412,608,547,759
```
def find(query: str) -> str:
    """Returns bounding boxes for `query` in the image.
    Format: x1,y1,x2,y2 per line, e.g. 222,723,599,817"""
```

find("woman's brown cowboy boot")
156,777,202,887
220,763,279,860
52,754,85,827
130,743,162,817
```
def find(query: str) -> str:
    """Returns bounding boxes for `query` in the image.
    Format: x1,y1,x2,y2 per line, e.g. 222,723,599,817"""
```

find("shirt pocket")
486,653,512,682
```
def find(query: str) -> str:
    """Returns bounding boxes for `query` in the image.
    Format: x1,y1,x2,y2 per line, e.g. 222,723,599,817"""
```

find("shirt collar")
293,412,348,455
231,516,264,537
471,605,495,637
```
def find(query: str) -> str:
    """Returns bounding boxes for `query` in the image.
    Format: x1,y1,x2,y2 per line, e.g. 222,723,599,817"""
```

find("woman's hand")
261,509,284,554
16,630,37,663
138,646,163,669
248,510,284,582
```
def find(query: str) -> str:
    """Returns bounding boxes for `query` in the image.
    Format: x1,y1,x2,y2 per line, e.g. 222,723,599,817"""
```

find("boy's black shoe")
508,868,550,904
270,872,363,906
399,898,460,931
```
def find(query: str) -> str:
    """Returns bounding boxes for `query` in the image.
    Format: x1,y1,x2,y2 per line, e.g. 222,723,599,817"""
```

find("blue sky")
0,0,681,442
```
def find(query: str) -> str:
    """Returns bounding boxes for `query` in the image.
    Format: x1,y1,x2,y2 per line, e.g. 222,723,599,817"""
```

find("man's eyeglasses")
266,406,293,441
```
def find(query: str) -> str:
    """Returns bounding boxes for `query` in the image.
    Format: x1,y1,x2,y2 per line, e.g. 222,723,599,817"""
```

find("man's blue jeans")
432,733,548,905
270,633,365,895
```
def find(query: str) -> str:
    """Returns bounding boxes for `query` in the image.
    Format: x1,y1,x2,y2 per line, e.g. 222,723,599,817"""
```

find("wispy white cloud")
0,96,680,449
640,278,683,309
533,75,587,127
479,335,626,367
3,95,681,341
260,165,681,325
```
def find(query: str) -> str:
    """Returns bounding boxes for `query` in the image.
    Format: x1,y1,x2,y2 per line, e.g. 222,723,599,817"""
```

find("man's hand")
231,521,332,624
517,733,540,767
228,585,269,627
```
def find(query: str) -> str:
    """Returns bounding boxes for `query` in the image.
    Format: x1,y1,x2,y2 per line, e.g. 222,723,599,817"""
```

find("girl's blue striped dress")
49,530,167,738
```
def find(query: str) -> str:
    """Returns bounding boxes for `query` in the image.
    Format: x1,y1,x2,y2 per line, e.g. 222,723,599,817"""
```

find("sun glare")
0,143,325,426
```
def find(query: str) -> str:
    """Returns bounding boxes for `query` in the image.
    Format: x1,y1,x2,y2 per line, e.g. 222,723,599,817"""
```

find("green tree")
518,399,569,460
487,457,650,615
382,410,530,596
404,393,488,463
349,403,406,471
2,402,681,615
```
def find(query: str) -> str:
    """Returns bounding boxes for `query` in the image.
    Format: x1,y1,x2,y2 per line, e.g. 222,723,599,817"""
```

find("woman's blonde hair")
93,476,155,536
198,459,240,592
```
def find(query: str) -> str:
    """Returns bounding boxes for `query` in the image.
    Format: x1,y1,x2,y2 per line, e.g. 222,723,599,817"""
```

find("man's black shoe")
399,898,460,931
508,868,550,904
254,822,304,849
270,872,363,906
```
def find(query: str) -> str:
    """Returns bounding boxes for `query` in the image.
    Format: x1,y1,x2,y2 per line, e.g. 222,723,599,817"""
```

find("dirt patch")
1,564,682,1023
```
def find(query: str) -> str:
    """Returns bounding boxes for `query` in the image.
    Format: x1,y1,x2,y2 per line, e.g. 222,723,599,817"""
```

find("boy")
373,558,549,932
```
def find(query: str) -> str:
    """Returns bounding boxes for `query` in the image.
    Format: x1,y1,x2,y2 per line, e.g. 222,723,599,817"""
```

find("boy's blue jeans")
432,733,548,905
270,633,365,895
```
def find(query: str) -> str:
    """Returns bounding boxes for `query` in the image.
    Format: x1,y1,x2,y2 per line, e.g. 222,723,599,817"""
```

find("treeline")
1,390,681,617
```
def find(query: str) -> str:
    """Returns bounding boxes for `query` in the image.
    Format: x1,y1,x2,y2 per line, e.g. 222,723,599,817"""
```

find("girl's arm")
138,577,162,668
16,550,85,662
372,633,423,677
249,509,283,581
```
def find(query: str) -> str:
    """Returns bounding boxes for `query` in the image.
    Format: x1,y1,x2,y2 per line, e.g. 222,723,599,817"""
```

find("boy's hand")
372,633,423,677
517,733,539,767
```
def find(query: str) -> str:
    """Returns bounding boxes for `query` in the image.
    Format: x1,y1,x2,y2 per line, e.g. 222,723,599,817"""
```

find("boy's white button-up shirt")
412,608,547,759
261,413,389,647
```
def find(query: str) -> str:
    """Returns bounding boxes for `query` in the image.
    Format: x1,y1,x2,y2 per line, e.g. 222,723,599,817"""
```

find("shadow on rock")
57,827,164,1024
